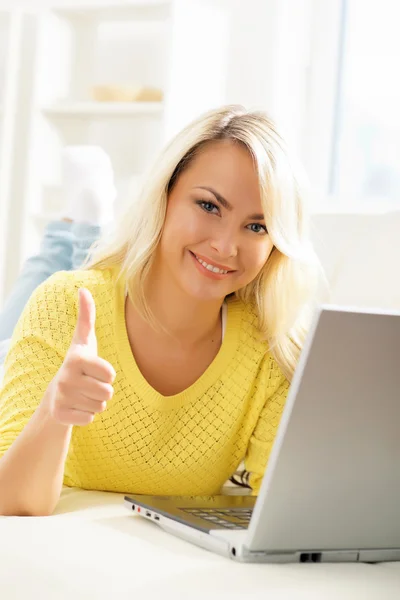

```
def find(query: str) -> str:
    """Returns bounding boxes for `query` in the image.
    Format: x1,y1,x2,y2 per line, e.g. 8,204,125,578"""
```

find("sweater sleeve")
244,371,290,495
0,272,77,459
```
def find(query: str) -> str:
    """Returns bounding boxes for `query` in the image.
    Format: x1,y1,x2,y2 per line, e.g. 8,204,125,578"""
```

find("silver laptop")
125,305,400,563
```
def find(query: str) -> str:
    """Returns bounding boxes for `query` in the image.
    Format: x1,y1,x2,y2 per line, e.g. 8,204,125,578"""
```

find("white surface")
0,487,399,599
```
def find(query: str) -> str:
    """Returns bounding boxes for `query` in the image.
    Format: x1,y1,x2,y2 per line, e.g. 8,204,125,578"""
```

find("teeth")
194,254,228,274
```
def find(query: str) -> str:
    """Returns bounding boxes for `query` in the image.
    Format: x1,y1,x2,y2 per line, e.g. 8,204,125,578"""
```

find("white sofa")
1,211,399,598
311,210,400,310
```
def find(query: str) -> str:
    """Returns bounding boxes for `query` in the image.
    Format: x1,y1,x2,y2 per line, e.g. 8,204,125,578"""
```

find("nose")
209,227,238,259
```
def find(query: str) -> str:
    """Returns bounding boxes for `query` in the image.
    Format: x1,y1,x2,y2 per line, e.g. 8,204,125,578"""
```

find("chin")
177,272,227,301
184,283,226,303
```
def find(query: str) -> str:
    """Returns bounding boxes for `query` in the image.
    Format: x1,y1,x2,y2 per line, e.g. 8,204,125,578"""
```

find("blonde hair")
85,105,323,381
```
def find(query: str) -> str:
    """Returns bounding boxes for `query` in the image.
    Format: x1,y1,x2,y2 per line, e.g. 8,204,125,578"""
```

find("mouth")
189,251,235,279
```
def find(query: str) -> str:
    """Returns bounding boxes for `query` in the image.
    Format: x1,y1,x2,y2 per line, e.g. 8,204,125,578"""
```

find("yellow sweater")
0,269,289,495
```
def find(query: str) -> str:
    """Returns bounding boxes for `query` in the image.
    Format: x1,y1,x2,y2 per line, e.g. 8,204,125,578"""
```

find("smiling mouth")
191,252,233,275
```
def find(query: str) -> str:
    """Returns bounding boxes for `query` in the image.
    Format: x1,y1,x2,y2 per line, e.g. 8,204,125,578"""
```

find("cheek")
244,240,273,276
160,205,197,256
163,204,205,246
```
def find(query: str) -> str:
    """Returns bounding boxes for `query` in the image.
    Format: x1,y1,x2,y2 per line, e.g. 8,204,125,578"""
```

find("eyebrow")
194,186,265,221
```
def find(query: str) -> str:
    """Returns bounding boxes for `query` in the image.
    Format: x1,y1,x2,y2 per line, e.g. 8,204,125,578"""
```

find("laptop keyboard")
182,507,252,530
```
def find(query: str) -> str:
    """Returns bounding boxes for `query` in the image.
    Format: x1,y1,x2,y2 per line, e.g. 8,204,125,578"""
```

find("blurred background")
0,0,399,310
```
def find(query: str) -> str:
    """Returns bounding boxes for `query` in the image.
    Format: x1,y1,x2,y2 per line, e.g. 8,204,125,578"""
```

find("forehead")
177,140,262,207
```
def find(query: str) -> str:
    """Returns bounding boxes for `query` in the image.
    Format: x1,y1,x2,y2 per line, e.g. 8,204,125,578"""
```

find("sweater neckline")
113,275,243,410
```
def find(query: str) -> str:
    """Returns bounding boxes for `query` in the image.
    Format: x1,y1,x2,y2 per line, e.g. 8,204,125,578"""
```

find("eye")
247,223,268,234
196,200,219,214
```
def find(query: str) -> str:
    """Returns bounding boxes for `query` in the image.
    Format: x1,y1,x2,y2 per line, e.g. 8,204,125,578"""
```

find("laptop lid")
246,306,400,556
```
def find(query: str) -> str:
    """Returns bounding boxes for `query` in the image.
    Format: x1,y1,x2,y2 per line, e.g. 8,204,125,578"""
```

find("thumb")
72,288,97,352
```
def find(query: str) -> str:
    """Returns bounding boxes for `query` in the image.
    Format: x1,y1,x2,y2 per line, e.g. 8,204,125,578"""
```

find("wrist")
37,383,73,435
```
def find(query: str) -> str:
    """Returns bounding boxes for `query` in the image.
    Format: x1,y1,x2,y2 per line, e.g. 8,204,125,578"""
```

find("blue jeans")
0,220,100,345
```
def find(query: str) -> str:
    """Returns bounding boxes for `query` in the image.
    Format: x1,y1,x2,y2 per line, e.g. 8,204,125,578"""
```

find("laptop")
125,305,400,563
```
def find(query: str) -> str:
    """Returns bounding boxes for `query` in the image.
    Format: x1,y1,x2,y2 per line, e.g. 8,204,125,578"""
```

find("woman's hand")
45,288,116,426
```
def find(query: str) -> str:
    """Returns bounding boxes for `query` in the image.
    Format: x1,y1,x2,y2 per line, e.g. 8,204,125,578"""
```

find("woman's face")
156,140,274,302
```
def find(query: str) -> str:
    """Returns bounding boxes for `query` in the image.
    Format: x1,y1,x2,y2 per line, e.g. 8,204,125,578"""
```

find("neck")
141,265,224,346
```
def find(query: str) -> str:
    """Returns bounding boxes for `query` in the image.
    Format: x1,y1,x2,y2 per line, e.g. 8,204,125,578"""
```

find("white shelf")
41,101,164,118
54,1,171,23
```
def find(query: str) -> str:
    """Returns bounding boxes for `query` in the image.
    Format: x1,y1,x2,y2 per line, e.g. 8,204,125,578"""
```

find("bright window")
332,0,400,207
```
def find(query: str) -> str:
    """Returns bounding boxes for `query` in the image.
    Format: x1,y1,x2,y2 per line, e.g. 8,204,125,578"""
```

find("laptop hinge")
358,549,400,562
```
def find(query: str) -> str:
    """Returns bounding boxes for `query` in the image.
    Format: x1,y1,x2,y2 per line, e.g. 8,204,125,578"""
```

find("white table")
1,488,400,599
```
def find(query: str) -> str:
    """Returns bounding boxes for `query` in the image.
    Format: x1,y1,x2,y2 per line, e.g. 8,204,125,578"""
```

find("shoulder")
226,294,265,351
28,268,116,310
227,295,288,388
12,268,116,343
38,268,115,296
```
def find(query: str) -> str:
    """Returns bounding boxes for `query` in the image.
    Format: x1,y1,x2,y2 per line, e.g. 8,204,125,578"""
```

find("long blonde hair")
85,105,323,381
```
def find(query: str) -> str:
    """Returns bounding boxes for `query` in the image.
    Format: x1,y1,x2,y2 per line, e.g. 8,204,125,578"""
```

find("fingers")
79,377,114,403
67,351,116,384
56,407,95,427
54,392,108,427
82,355,116,383
57,372,114,403
54,368,114,427
70,393,108,415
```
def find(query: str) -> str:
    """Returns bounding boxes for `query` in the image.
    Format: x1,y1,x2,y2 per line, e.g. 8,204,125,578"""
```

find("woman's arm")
244,374,290,495
0,276,115,516
0,387,72,516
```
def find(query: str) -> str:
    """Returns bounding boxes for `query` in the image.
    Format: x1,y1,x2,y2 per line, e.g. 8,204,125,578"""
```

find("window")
305,0,400,209
332,0,400,207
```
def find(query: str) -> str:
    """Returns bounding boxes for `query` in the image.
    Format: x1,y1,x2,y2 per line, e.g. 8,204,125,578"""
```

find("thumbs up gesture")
72,288,98,354
47,288,116,426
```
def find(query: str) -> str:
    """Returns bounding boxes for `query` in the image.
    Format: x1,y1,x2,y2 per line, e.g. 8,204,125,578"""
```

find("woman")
0,105,322,516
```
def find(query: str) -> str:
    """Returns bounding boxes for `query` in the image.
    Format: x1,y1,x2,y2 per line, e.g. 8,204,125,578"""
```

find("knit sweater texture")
0,269,289,495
